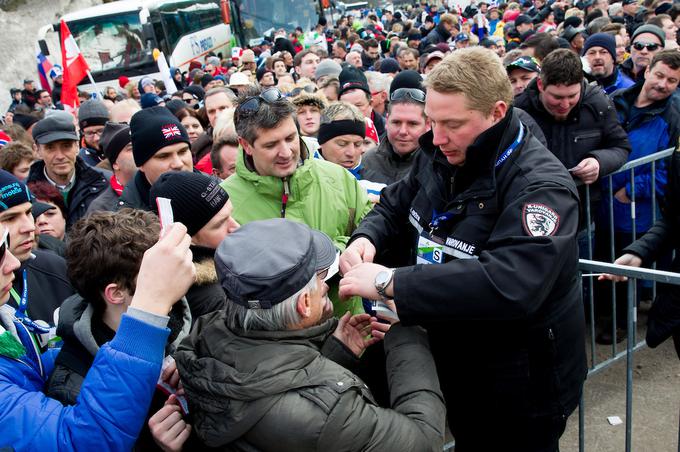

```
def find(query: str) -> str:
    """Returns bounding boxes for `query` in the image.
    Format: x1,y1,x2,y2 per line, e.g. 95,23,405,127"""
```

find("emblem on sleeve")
522,203,560,236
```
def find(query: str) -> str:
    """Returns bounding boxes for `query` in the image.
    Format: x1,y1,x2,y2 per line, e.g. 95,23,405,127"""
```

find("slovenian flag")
36,45,54,94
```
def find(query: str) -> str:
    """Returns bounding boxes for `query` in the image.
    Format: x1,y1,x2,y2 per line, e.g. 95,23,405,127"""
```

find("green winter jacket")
222,142,372,315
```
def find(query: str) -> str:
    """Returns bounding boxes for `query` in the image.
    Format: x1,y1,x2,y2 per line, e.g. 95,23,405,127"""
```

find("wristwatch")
374,269,395,301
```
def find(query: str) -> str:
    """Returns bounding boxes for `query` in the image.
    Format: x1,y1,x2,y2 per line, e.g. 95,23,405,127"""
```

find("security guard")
339,48,587,452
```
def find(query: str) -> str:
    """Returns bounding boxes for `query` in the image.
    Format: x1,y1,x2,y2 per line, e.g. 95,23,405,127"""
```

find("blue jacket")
604,84,680,232
603,69,635,96
0,311,170,451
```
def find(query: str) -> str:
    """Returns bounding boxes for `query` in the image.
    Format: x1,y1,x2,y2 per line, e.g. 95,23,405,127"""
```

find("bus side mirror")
142,23,155,42
38,40,50,56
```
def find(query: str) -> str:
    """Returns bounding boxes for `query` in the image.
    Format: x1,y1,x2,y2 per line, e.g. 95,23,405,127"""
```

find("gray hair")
205,87,237,103
234,86,296,145
224,274,317,332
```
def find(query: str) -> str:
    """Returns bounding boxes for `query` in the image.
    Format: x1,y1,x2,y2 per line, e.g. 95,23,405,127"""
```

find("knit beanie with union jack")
130,106,191,166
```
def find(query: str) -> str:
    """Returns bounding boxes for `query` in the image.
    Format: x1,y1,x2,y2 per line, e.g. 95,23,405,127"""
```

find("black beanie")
338,66,370,98
99,122,131,164
582,33,617,61
150,171,229,236
389,70,424,96
0,170,32,211
130,106,191,167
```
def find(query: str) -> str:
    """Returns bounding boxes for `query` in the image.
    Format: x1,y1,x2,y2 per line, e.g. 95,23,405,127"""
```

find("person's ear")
492,101,508,124
536,77,544,93
295,290,312,318
239,137,254,156
102,283,128,306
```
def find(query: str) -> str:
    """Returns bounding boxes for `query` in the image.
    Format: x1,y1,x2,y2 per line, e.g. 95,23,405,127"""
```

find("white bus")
37,0,320,91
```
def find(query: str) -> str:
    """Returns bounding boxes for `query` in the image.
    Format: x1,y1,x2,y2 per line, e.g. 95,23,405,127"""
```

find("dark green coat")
175,314,446,451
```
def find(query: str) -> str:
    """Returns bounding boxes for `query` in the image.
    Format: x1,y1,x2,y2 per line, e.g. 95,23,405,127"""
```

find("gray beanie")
78,99,110,130
315,59,342,80
631,24,665,46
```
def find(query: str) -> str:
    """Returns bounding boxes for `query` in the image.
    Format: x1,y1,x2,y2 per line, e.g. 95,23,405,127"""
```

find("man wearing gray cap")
620,24,665,82
175,218,445,451
27,111,109,228
77,99,110,167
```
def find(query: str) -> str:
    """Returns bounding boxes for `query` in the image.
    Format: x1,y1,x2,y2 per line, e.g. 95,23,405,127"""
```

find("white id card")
156,197,173,235
417,235,444,264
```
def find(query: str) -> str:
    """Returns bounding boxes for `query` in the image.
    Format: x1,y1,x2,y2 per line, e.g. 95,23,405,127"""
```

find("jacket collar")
419,108,522,199
235,138,315,198
378,138,418,163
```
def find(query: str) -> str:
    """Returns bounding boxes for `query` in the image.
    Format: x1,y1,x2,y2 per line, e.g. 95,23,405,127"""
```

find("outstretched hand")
333,312,390,357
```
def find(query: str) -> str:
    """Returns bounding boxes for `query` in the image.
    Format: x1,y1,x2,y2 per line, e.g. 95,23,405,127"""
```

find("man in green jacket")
222,87,372,315
175,219,445,451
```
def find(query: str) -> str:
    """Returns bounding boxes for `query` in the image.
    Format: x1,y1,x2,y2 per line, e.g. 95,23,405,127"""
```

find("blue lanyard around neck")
10,269,28,318
495,122,524,168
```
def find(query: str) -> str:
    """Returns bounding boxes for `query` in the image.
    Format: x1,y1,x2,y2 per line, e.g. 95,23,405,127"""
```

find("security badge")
522,203,560,236
410,208,478,264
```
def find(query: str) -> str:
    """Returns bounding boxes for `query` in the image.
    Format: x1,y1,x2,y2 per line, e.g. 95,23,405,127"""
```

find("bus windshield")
235,0,317,46
67,11,154,77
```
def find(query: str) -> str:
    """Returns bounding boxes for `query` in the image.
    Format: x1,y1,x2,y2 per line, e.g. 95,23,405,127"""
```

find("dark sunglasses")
632,42,661,52
236,88,284,118
289,85,318,97
0,228,9,265
390,88,426,103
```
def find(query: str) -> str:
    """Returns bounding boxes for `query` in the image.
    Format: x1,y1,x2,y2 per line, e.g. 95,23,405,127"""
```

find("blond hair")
439,13,458,26
212,107,236,142
321,101,365,123
424,47,513,115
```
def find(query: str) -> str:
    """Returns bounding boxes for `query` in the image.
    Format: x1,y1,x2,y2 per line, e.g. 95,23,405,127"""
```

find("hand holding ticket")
371,300,399,323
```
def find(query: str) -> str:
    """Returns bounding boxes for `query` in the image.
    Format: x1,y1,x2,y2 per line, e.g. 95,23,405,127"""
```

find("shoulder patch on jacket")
522,203,560,236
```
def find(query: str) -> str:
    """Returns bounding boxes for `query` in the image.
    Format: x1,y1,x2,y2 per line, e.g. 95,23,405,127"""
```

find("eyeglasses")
390,88,426,103
0,228,10,265
632,42,661,52
83,130,103,138
289,85,317,97
317,267,329,281
236,88,284,118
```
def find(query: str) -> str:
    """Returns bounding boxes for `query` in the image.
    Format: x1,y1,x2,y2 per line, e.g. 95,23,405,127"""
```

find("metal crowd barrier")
577,260,680,452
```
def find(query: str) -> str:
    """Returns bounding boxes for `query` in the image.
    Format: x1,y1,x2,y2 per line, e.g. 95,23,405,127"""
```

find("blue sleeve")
626,128,669,200
0,314,169,451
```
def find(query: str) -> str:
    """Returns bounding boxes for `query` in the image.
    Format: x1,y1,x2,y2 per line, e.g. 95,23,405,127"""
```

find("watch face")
375,270,390,287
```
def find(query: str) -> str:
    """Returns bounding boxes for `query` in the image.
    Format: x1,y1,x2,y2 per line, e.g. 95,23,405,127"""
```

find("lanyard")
429,123,525,233
9,269,28,319
495,122,524,169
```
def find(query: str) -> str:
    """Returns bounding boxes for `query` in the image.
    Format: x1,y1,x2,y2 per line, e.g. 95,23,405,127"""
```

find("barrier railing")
577,259,680,452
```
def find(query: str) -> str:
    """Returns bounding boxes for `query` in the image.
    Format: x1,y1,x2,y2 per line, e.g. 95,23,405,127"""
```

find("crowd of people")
1,0,680,450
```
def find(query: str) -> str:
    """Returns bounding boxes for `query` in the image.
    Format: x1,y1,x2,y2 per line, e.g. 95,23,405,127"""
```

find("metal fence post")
625,278,635,452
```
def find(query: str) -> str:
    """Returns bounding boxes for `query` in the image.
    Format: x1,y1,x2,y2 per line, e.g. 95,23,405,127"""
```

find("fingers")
161,358,177,383
363,245,375,263
598,274,628,282
337,311,351,328
160,223,188,245
339,249,361,275
149,404,181,428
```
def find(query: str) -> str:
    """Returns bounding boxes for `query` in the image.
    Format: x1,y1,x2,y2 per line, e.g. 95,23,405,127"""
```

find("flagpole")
85,70,100,98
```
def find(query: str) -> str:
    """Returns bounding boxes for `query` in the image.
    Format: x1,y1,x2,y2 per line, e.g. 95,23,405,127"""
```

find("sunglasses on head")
236,88,284,119
0,228,9,265
632,42,661,52
390,88,426,103
289,85,318,97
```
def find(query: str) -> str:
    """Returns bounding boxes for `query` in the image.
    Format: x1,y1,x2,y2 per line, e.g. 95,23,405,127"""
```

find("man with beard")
583,33,634,95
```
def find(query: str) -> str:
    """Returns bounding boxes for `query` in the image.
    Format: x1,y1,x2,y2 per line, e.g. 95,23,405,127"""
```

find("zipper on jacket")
280,177,290,218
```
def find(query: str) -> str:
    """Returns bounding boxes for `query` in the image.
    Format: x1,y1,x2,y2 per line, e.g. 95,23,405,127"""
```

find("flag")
60,19,90,111
35,45,54,94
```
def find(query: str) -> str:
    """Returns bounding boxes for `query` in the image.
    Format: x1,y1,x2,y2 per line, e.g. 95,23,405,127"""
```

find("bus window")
235,0,316,45
160,2,222,52
68,11,152,74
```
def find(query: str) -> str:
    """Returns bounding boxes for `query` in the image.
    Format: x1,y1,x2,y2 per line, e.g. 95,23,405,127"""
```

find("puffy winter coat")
0,305,171,451
175,313,446,451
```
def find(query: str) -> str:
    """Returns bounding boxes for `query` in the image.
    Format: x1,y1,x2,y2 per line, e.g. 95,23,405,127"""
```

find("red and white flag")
60,20,90,111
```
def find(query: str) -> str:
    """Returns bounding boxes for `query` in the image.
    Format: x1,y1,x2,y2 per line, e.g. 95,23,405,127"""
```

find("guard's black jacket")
351,109,587,450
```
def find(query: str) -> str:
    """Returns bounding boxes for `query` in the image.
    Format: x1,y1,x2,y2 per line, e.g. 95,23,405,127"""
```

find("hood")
175,312,337,446
57,293,191,357
192,245,219,286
